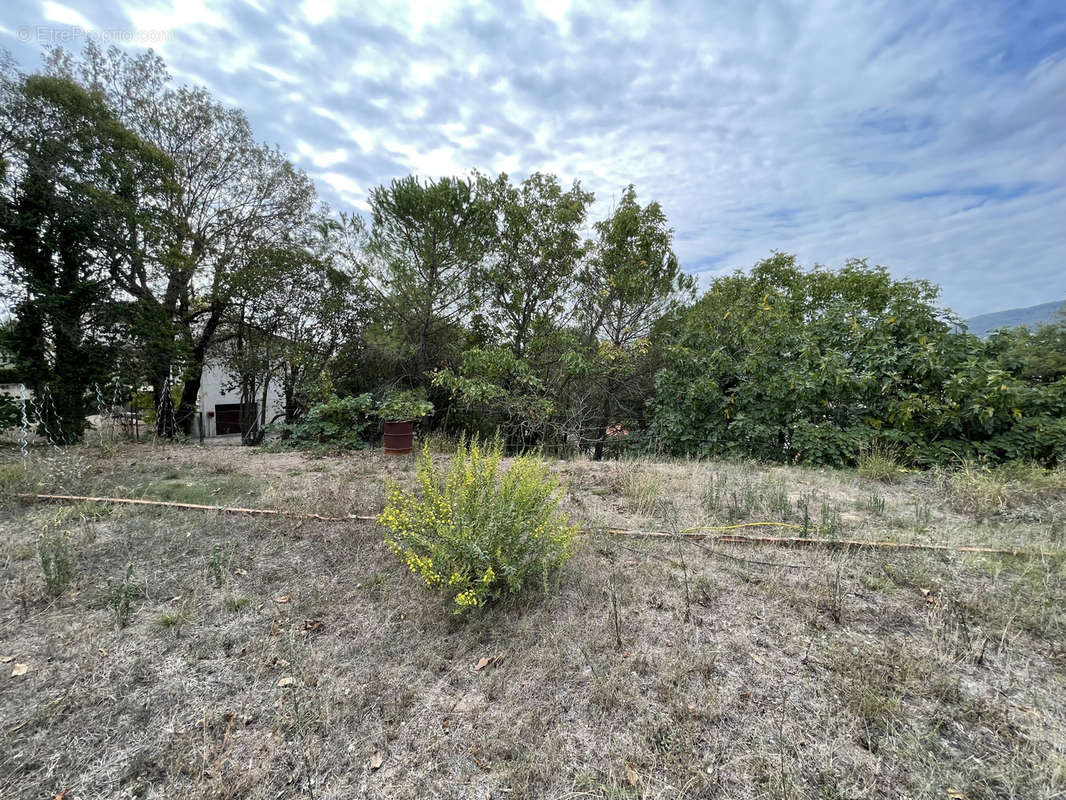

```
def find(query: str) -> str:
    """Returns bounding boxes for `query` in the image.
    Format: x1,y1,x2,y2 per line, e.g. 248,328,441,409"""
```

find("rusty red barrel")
383,420,414,454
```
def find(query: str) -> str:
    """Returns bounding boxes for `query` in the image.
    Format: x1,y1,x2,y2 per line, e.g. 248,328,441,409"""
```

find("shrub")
39,530,75,596
276,393,374,450
379,437,578,613
375,389,434,422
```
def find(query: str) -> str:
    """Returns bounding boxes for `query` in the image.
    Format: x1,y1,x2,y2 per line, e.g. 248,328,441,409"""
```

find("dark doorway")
214,403,256,436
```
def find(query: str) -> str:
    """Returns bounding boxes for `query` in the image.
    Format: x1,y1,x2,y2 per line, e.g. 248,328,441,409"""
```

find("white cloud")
14,0,1062,316
41,2,94,28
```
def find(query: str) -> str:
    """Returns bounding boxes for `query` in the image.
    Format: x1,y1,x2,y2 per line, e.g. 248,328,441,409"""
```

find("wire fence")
6,375,181,462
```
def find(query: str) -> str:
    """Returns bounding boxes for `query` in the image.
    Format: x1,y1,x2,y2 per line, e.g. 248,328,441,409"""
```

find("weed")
940,461,1066,515
819,557,846,623
616,466,664,517
0,462,34,507
912,500,932,532
106,564,139,628
703,471,728,514
819,500,842,538
608,570,623,650
798,494,812,537
856,446,903,482
863,494,886,515
224,594,252,613
38,530,75,596
209,542,234,586
158,608,188,628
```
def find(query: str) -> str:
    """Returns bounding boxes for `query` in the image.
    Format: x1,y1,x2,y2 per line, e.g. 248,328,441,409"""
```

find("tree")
0,69,172,442
648,255,1066,466
576,185,693,458
44,44,317,435
217,220,369,442
366,175,495,385
433,173,594,449
477,172,593,356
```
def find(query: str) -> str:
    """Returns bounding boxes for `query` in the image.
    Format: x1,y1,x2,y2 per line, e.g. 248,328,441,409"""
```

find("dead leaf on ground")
474,656,491,671
234,568,248,575
277,675,295,688
274,594,292,604
11,663,30,677
1,655,14,663
304,619,324,633
55,789,70,800
750,653,766,665
369,751,384,770
947,790,968,800
625,763,639,786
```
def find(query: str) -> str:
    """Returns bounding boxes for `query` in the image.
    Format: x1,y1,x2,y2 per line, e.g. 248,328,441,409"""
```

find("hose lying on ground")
19,493,1050,558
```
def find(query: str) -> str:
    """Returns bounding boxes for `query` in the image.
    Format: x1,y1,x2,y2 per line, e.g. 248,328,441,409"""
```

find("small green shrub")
379,437,578,613
209,542,234,586
39,531,75,596
106,564,138,628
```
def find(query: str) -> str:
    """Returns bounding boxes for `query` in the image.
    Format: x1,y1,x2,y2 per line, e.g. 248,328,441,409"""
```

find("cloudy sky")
2,0,1064,317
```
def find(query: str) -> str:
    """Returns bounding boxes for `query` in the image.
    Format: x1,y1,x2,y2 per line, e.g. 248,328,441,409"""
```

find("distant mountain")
965,300,1065,337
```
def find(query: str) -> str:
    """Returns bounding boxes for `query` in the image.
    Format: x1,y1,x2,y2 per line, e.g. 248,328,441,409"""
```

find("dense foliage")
650,254,1065,466
1,45,1061,466
272,394,375,451
379,438,578,613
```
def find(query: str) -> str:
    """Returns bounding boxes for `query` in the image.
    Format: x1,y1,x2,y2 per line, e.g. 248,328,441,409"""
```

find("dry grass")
1,443,1064,799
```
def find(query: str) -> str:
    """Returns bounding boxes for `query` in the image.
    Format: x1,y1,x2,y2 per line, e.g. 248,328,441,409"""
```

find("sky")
1,0,1064,318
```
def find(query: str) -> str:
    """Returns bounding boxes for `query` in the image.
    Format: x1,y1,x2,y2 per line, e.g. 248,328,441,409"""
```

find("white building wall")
197,361,286,437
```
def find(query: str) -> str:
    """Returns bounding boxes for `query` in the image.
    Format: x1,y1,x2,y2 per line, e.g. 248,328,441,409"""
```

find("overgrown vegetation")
272,393,375,451
379,437,578,612
1,46,1062,469
2,445,1063,798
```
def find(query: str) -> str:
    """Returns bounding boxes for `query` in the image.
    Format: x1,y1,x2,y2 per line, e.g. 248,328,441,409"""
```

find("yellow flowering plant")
379,436,578,614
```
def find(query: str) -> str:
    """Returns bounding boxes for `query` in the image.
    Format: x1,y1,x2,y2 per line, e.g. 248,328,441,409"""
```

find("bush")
276,393,374,450
379,436,578,614
375,389,433,422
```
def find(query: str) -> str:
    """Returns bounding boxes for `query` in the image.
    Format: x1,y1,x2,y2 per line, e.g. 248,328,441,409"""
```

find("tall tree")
0,69,172,442
477,172,593,356
218,219,368,442
45,44,317,435
577,186,693,458
366,175,495,386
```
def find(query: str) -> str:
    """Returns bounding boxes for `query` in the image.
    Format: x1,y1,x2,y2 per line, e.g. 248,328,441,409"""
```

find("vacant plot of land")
1,444,1064,799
